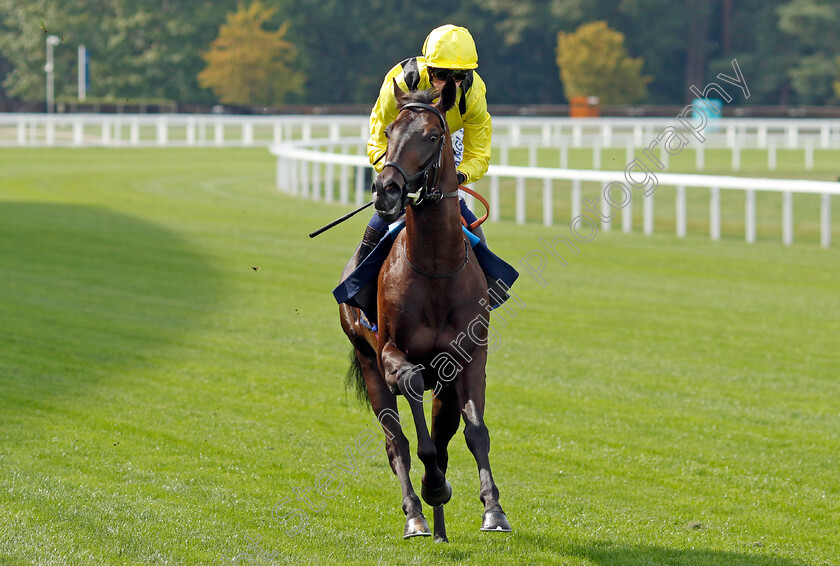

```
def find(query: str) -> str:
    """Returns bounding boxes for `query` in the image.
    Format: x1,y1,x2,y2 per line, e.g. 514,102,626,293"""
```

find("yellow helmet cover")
422,24,478,70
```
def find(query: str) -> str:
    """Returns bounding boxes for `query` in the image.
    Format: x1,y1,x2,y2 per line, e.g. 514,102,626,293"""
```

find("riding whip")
307,151,386,238
308,200,374,238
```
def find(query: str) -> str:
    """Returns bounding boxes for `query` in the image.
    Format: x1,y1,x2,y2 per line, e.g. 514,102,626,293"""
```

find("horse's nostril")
374,179,398,196
372,177,391,196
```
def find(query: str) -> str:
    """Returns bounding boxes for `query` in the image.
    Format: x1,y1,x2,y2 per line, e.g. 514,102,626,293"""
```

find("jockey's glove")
456,171,467,186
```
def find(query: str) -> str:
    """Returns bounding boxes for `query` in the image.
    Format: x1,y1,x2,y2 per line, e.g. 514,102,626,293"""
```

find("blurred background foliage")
0,0,838,107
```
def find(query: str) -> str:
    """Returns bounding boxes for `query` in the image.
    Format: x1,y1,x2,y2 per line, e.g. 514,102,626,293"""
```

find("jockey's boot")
358,225,387,264
469,225,511,305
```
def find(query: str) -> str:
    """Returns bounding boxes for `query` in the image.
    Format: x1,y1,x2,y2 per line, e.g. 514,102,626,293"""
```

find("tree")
270,0,476,105
95,0,239,104
835,56,840,99
707,0,798,105
483,0,684,103
0,30,11,102
556,20,651,104
0,0,237,104
0,0,89,102
777,0,840,103
1,1,837,107
198,1,303,107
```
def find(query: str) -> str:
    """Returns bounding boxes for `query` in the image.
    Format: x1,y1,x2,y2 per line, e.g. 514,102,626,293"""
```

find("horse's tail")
345,346,371,407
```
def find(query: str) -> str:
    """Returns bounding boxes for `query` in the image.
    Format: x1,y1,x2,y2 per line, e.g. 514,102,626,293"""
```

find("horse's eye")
428,134,439,143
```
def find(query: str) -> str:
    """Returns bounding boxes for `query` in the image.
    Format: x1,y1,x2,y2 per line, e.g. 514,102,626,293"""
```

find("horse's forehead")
394,110,437,135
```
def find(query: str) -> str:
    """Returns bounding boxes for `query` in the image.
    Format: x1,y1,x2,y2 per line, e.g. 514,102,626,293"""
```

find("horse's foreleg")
381,344,451,509
429,386,461,542
355,348,429,538
431,385,461,475
457,356,512,533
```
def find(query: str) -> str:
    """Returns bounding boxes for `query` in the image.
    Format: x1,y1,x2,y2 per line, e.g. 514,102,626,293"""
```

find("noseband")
380,102,460,206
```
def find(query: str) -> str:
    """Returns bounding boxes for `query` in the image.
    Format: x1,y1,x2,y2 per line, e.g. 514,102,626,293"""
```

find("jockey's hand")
456,171,467,186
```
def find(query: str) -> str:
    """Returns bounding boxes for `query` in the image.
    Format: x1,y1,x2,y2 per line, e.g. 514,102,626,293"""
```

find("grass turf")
0,147,838,565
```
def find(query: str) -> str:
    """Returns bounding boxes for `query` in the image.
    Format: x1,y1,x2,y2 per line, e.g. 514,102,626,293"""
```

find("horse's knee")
396,364,425,403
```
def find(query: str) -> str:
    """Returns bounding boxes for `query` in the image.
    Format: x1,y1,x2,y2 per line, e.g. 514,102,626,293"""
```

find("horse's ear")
438,76,457,113
392,78,409,105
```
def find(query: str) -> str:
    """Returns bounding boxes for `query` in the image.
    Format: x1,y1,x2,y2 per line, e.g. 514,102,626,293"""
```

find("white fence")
3,112,837,247
5,112,840,174
0,113,370,148
271,138,838,249
4,112,840,151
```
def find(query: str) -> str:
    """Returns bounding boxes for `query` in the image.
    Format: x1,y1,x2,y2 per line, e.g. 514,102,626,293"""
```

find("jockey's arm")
367,72,404,172
454,75,492,186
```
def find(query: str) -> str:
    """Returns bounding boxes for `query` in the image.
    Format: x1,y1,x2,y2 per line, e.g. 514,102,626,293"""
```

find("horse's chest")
396,322,471,362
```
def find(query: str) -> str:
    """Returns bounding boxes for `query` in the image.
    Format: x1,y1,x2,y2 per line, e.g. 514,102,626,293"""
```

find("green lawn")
1,148,838,565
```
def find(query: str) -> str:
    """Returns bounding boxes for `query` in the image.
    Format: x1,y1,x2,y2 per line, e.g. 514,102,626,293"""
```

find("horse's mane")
396,88,439,109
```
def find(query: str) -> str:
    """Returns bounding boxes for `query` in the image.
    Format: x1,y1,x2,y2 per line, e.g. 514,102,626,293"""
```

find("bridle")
379,101,469,279
379,102,460,207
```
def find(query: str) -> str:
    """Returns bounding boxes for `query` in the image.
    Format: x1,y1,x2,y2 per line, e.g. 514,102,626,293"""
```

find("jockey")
359,24,492,261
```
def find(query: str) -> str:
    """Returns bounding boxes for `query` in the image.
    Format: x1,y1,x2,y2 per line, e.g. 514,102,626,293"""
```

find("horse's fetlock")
403,492,422,514
417,445,438,467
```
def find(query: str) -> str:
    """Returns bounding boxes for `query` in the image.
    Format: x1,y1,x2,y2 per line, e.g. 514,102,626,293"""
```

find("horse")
338,76,511,542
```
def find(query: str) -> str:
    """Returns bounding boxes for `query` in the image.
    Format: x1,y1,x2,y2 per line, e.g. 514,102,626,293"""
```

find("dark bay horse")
338,76,511,542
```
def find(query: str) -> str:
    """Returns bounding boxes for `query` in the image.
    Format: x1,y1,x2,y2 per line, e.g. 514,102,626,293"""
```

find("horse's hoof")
434,534,449,543
421,479,452,506
403,516,432,539
480,511,512,532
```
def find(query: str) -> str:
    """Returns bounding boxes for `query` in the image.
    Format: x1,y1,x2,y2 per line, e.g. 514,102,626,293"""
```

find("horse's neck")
405,195,462,245
403,146,464,271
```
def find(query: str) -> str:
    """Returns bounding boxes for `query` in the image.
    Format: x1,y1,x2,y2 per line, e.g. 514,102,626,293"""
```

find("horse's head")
372,76,458,223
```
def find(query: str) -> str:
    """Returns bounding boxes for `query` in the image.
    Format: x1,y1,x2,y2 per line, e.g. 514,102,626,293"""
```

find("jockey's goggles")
429,67,469,82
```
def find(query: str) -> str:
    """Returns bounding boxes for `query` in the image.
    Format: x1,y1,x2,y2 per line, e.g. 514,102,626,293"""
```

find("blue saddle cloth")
333,221,519,320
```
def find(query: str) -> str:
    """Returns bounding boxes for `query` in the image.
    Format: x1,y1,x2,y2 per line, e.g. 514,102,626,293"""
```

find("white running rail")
271,138,838,248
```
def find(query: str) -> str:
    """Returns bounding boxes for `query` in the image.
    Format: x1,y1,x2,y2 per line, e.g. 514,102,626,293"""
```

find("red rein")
459,185,489,231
